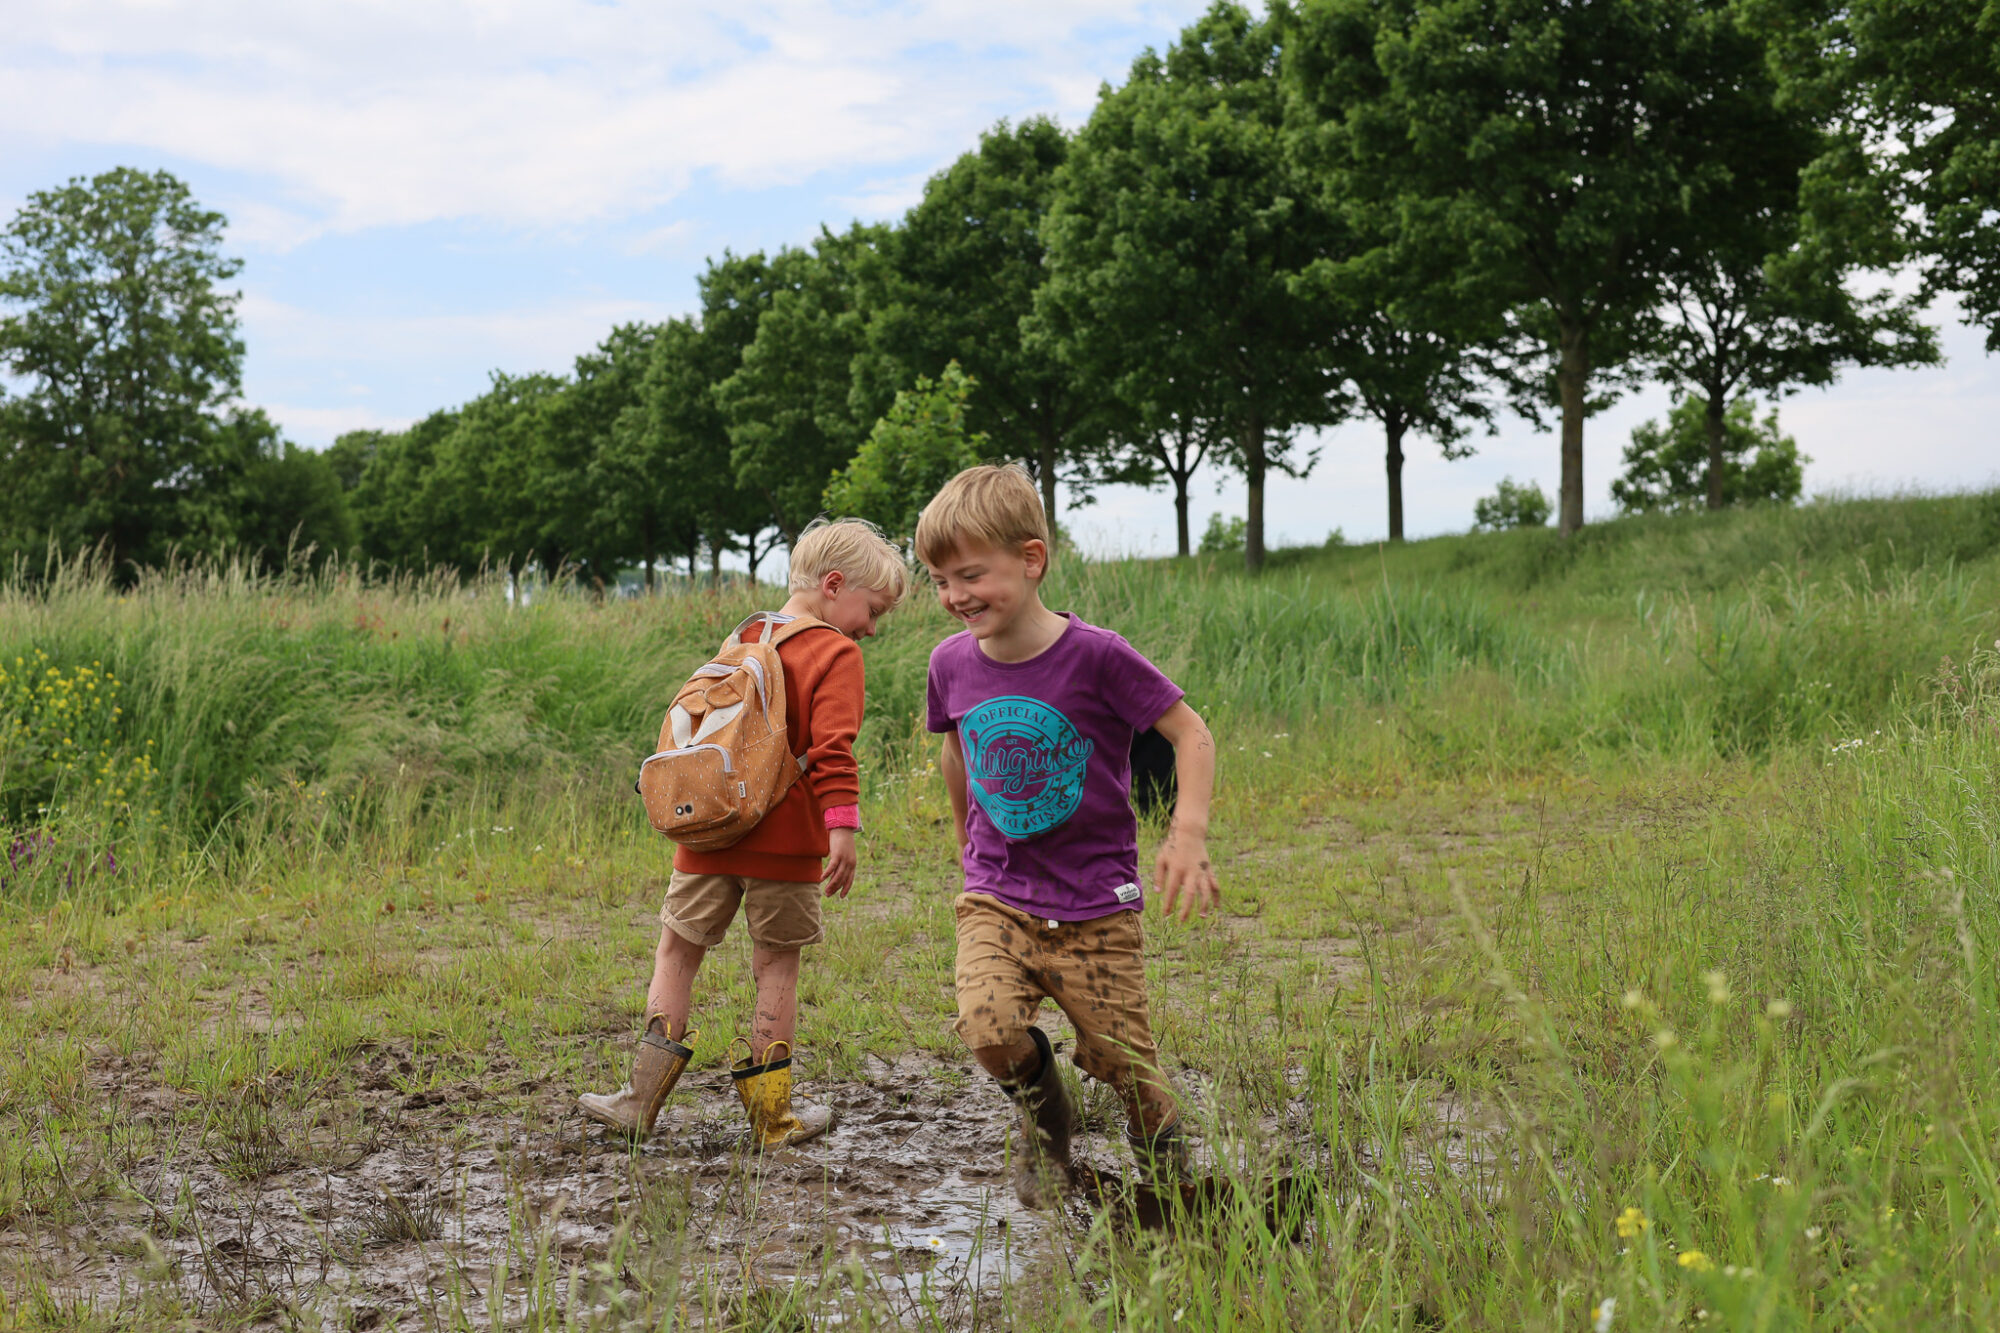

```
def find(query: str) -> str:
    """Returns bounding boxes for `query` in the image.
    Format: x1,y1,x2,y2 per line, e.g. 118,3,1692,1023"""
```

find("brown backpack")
637,612,834,850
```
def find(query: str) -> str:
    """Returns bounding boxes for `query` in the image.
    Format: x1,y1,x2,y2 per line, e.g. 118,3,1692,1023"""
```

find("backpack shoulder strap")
722,612,838,650
766,613,838,648
753,614,841,774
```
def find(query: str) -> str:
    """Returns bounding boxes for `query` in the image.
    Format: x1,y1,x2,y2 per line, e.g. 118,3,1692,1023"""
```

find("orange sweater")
673,619,864,883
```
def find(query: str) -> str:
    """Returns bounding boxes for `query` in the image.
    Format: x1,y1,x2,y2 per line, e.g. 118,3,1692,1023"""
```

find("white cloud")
238,289,681,368
236,287,691,444
622,219,698,256
831,170,937,221
260,403,415,443
5,1,1185,246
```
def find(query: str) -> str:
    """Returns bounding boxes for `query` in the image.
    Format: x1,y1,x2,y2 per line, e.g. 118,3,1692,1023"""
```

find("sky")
6,0,1996,555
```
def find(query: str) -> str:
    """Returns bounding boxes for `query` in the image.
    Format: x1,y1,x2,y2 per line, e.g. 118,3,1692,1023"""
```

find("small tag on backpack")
1114,882,1141,904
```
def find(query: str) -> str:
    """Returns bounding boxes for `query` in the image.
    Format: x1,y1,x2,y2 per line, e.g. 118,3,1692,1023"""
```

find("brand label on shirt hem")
1114,881,1142,904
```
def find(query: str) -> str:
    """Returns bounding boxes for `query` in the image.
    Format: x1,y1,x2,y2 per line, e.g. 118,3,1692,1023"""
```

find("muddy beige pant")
951,892,1169,1108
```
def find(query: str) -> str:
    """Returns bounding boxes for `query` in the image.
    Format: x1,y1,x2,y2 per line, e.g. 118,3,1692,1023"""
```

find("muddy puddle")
6,1038,1516,1329
3,1051,1155,1329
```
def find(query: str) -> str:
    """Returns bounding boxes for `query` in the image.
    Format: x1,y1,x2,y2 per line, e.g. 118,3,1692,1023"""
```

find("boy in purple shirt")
916,464,1221,1207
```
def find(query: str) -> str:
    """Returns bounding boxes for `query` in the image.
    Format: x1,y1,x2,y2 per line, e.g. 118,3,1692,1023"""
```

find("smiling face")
816,572,898,642
924,538,1047,642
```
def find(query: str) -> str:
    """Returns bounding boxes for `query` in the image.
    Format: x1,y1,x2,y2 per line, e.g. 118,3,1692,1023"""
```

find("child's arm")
1150,700,1219,922
940,731,971,850
805,639,865,899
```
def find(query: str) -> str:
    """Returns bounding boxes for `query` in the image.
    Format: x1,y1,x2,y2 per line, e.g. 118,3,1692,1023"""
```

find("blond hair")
787,518,910,604
913,464,1049,569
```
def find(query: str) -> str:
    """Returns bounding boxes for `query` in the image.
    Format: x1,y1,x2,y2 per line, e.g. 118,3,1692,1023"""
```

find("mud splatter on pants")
952,892,1174,1126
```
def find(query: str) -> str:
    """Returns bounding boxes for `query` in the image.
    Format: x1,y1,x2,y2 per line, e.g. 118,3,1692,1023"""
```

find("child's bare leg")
749,944,801,1060
645,928,706,1040
578,927,703,1136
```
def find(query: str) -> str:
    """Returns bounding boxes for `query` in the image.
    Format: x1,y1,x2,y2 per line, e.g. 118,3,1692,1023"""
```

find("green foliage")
1199,512,1247,555
1289,0,1803,533
0,167,245,567
1614,396,1805,514
596,318,715,584
823,362,989,543
0,650,157,831
334,410,459,570
1829,0,2000,348
1472,477,1551,531
871,117,1098,524
1039,2,1330,572
1635,9,1940,453
227,427,357,567
6,490,1998,856
715,229,887,542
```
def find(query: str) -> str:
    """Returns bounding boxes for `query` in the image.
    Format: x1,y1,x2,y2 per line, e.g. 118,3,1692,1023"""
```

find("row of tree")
5,1,1991,576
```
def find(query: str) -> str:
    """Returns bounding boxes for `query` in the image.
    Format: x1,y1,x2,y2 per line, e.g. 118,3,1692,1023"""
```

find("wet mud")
2,1049,1170,1329
6,1030,1511,1330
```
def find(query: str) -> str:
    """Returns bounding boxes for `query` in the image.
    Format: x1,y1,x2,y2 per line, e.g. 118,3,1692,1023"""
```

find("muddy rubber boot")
1000,1026,1079,1210
731,1039,833,1150
1126,1118,1206,1229
1126,1117,1192,1186
577,1017,695,1139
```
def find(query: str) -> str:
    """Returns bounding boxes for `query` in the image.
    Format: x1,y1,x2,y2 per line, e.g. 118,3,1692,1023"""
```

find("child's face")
925,539,1046,641
817,573,897,642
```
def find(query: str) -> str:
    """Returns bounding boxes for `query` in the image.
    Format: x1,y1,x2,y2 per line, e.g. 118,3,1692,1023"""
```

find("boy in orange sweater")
580,519,908,1148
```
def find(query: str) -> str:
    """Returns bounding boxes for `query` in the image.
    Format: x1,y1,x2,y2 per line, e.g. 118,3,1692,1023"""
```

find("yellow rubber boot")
577,1018,695,1138
730,1039,833,1149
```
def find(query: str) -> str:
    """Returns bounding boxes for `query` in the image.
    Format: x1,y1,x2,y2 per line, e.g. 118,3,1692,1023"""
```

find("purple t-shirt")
925,614,1184,922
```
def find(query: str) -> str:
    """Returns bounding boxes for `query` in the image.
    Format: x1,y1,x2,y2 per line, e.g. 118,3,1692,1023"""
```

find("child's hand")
823,827,858,898
1154,822,1219,923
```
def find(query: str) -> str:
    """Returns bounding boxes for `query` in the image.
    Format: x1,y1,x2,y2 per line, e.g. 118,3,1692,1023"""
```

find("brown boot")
731,1039,833,1150
577,1017,695,1138
1002,1027,1079,1209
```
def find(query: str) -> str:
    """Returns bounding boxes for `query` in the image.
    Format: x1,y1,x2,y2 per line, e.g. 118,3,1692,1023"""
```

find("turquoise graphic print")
961,695,1095,840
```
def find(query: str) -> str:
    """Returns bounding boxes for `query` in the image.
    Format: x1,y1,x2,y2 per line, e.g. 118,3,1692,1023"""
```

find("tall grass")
8,494,2000,1328
5,496,1996,875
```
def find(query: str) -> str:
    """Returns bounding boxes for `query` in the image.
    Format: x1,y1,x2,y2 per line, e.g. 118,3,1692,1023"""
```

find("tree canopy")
0,168,245,566
1289,0,1808,534
1612,395,1806,513
1041,3,1331,571
870,118,1102,528
5,5,1983,577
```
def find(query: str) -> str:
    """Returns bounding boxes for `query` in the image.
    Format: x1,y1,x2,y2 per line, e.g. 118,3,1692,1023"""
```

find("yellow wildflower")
1616,1206,1650,1238
1677,1251,1714,1273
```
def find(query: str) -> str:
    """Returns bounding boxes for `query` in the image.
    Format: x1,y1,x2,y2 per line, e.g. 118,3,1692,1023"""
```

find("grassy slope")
5,493,2000,1329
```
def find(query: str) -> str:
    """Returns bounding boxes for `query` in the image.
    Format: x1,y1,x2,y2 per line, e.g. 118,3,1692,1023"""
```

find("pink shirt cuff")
823,804,860,831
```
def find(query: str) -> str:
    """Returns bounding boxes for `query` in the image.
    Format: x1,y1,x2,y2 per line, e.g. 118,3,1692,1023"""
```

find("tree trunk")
745,530,763,585
1037,429,1059,535
686,545,697,580
1384,415,1407,543
1173,470,1192,557
1704,392,1728,511
710,541,721,585
641,516,656,594
1557,320,1589,536
1243,409,1267,573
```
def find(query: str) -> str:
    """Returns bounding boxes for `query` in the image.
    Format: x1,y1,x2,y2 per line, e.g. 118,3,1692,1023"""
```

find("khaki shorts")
661,871,823,950
953,892,1166,1099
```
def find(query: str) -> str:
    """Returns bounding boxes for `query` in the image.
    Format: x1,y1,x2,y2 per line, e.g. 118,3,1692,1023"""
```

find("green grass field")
6,492,2000,1330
